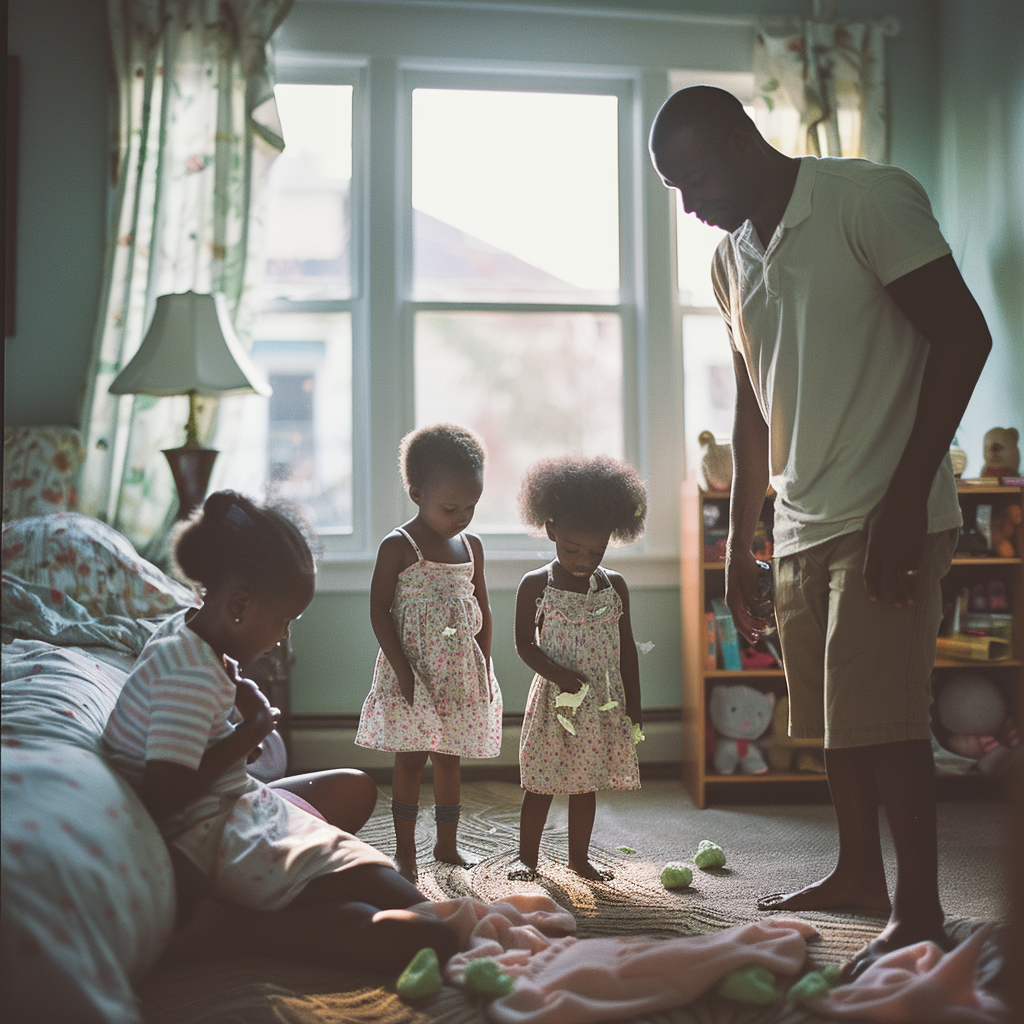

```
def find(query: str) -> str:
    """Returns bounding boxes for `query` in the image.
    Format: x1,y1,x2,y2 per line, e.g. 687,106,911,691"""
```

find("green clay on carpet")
821,964,843,985
618,846,637,854
660,862,693,888
788,963,844,1003
718,965,778,1004
694,839,726,869
396,947,442,1000
463,958,515,997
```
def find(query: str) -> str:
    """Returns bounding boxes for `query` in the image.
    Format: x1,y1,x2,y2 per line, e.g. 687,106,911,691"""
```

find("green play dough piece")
660,862,694,888
618,846,637,854
463,958,515,997
717,965,778,1004
694,839,726,869
821,964,843,986
787,971,831,1003
396,947,442,1000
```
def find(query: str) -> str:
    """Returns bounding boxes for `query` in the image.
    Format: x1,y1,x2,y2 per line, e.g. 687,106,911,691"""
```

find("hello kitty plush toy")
708,684,776,774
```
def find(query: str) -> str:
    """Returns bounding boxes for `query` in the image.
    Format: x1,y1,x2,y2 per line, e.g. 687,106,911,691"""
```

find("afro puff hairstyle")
517,454,647,545
399,422,486,489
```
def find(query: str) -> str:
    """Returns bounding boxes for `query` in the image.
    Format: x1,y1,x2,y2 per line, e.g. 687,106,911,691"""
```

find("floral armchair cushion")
3,425,86,522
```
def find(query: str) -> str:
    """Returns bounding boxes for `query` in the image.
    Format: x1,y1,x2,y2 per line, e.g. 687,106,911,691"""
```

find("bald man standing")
650,86,991,976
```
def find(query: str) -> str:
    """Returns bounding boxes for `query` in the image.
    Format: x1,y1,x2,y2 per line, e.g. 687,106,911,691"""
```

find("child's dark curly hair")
399,423,486,489
518,454,648,544
171,490,317,596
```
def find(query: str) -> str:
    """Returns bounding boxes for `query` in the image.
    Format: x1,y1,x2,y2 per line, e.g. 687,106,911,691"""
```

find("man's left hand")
862,491,927,606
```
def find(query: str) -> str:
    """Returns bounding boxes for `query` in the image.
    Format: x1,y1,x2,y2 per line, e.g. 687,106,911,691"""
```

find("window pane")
676,196,727,307
261,84,353,302
412,89,619,303
218,313,353,531
681,313,735,472
415,311,623,529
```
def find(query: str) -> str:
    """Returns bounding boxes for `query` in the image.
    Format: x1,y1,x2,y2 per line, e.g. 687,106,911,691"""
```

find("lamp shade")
108,291,271,397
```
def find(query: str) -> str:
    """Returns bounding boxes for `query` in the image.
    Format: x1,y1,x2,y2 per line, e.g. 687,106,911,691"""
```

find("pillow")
1,513,196,620
3,425,85,521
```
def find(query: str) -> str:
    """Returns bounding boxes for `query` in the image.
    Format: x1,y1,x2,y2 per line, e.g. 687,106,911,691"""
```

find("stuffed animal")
708,683,774,774
981,427,1020,478
991,502,1022,558
761,694,825,773
936,674,1019,775
698,431,732,491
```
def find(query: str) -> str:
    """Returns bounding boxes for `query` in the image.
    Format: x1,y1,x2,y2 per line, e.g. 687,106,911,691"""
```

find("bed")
1,442,1010,1024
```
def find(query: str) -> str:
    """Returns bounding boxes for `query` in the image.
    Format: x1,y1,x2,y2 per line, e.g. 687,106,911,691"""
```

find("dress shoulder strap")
396,527,424,561
460,532,474,569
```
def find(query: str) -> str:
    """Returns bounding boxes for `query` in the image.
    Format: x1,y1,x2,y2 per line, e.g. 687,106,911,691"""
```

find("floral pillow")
3,425,85,521
1,513,196,620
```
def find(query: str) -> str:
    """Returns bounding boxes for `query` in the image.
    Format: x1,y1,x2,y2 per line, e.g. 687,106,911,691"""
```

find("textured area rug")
140,781,1007,1024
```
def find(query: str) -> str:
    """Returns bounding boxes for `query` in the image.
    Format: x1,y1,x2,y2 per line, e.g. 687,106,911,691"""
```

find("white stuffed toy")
937,674,1019,775
708,683,775,774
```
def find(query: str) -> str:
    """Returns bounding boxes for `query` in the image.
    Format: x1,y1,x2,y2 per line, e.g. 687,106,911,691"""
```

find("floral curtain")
753,13,901,162
78,0,292,554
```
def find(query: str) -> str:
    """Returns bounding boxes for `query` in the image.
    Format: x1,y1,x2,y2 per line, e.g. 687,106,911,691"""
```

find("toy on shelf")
981,427,1020,478
708,683,774,774
949,436,968,477
761,694,825,773
991,503,1021,557
935,674,1019,775
698,431,732,492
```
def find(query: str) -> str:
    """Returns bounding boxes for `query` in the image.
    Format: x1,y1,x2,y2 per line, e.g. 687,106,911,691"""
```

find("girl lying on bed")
102,490,457,971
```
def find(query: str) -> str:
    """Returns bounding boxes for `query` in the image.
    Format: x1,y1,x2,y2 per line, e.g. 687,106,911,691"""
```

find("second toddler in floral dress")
356,424,502,882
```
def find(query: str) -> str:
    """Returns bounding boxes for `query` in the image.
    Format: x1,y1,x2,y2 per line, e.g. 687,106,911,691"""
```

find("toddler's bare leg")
271,768,378,833
430,752,476,867
567,792,612,880
509,790,552,880
392,751,429,882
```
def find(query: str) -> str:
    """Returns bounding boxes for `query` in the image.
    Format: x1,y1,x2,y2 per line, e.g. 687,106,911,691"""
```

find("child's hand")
234,677,280,732
557,672,587,694
397,668,416,708
626,701,643,729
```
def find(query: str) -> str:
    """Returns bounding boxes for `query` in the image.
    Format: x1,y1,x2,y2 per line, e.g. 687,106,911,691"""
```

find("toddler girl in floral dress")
508,454,647,881
356,424,502,882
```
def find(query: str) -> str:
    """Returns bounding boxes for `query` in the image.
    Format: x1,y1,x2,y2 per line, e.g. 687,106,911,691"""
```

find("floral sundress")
519,566,640,795
355,529,502,757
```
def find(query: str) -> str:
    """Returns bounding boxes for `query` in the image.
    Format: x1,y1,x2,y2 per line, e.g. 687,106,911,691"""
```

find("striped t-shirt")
103,610,251,827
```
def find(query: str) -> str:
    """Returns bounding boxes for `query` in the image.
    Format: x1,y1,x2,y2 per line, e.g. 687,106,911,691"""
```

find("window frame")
270,2,763,589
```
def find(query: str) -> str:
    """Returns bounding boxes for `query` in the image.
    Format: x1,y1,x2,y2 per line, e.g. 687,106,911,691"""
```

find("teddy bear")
708,683,775,774
936,674,1019,775
981,427,1020,478
761,694,825,773
698,431,732,492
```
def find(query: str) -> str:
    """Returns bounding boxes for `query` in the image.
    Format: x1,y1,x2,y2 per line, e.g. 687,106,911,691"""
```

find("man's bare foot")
756,871,891,915
843,917,954,980
433,842,477,868
507,858,539,881
394,850,418,884
568,859,614,881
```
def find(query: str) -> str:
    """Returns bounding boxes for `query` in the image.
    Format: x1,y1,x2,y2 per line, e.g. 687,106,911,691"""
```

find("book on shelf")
703,611,717,671
935,634,1011,662
711,598,742,671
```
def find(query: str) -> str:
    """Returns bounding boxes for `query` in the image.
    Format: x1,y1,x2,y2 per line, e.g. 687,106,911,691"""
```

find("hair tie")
224,504,253,531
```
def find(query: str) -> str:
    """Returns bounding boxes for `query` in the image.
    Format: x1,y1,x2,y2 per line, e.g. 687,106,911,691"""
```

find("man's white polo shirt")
712,155,962,557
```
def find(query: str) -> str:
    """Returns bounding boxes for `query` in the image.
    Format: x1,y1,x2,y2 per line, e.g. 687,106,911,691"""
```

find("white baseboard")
289,718,682,774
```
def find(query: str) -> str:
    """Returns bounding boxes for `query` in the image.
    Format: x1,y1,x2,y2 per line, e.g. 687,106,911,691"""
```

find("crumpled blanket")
414,895,1008,1024
812,924,1008,1023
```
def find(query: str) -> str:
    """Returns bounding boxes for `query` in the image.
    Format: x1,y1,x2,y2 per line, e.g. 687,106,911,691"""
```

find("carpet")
140,781,1008,1024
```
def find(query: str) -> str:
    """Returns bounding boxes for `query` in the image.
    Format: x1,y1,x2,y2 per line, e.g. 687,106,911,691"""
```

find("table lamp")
108,291,271,519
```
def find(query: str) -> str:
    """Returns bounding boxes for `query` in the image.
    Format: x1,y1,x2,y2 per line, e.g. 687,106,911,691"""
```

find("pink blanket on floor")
413,895,1008,1024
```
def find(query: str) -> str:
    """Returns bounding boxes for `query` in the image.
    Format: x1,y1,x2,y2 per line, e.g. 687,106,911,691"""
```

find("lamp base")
163,446,219,520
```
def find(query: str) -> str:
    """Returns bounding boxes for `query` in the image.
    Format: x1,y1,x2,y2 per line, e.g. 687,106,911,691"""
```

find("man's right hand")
725,546,770,645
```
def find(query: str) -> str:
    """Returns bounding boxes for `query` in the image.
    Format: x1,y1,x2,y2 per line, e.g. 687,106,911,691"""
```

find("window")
410,86,624,530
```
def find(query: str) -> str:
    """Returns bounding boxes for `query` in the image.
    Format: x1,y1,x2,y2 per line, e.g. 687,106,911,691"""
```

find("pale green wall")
4,0,109,426
936,0,1024,474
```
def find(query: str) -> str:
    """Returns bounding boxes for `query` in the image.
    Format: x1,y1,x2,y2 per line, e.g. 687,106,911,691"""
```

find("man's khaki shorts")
773,528,957,749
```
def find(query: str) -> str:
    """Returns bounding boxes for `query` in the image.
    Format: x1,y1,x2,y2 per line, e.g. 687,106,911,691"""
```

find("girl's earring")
234,616,242,624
